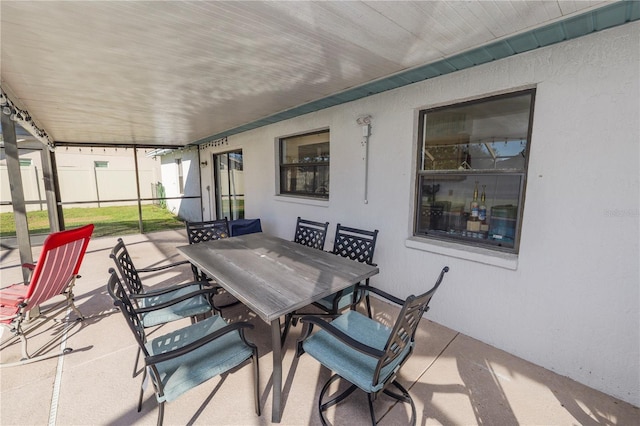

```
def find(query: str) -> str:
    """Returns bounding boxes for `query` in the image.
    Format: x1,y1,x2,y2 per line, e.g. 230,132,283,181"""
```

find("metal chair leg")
252,351,261,416
156,401,165,426
367,394,377,425
138,368,147,412
382,381,416,426
318,374,358,425
133,347,142,377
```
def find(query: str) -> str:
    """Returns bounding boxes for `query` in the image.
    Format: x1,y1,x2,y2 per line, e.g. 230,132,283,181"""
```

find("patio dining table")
176,232,379,423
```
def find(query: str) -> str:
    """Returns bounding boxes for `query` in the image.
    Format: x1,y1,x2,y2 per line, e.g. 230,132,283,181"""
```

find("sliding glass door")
214,150,244,220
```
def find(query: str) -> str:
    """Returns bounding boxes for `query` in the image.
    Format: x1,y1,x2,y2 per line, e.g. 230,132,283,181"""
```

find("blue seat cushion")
146,315,253,403
314,285,356,312
139,284,212,327
303,310,412,393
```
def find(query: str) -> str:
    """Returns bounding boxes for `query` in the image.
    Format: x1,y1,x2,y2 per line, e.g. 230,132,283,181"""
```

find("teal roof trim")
194,1,639,146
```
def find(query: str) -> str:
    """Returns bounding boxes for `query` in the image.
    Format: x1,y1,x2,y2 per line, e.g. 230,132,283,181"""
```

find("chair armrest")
144,321,255,365
358,285,404,306
137,259,191,273
297,315,385,359
137,281,216,297
133,287,218,313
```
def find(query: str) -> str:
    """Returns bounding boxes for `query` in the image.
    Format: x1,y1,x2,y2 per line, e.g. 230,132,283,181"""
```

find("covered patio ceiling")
0,1,635,148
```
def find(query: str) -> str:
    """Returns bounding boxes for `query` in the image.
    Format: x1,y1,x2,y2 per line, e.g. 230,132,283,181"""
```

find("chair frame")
185,218,241,312
296,266,449,426
0,224,94,365
284,223,377,344
293,217,329,250
109,237,217,308
186,220,230,272
110,238,220,376
321,224,378,316
107,269,260,426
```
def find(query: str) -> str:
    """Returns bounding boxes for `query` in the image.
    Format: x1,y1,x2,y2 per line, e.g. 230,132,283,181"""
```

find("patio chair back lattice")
293,217,329,250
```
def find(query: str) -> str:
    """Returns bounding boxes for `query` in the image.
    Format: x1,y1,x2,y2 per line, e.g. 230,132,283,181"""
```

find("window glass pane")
279,130,329,198
281,131,329,164
175,159,184,194
417,173,523,250
421,92,531,171
281,165,329,195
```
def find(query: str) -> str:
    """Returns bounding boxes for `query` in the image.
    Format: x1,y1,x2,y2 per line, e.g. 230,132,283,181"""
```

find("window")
415,89,535,253
19,159,32,167
94,161,109,168
176,158,184,194
279,130,330,198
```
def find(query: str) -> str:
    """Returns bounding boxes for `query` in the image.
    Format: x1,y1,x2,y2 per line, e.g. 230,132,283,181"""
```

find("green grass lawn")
0,204,185,238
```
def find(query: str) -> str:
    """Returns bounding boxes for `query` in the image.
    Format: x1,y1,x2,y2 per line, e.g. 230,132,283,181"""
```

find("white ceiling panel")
0,1,614,147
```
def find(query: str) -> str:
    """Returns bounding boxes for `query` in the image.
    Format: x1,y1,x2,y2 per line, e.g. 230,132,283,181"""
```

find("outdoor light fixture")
0,86,54,149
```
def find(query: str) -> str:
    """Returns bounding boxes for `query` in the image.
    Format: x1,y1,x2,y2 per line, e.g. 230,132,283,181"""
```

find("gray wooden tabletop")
177,232,379,322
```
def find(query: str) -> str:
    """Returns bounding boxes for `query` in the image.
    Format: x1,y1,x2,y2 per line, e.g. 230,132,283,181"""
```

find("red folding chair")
0,224,94,364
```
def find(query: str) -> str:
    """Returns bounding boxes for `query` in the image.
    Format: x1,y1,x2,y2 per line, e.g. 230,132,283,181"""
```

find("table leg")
271,317,282,423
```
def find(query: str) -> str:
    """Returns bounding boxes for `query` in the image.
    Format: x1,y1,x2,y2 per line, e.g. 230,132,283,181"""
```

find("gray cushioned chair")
110,238,218,376
185,218,241,313
315,224,378,316
110,238,217,325
296,266,449,425
185,218,230,281
107,269,260,426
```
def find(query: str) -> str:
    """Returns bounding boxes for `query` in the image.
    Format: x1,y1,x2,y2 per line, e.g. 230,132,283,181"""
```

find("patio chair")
185,218,230,280
185,218,240,312
110,238,219,322
316,224,378,317
296,266,449,426
286,224,378,337
0,224,94,364
110,238,219,376
107,269,260,426
293,217,329,250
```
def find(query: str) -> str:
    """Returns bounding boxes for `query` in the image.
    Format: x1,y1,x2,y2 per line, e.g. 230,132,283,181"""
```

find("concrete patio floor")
1,229,638,425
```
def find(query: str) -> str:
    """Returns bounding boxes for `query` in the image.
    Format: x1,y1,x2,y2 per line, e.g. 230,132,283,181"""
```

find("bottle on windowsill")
467,181,481,232
479,185,489,236
479,185,487,222
470,181,479,219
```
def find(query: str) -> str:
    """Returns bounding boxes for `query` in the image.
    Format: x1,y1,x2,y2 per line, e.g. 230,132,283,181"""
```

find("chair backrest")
186,218,230,244
106,268,148,355
293,217,329,250
331,224,378,265
109,238,145,296
372,266,449,387
23,224,94,309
